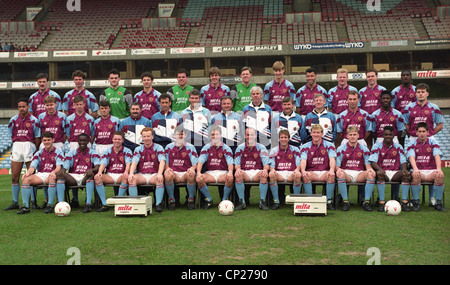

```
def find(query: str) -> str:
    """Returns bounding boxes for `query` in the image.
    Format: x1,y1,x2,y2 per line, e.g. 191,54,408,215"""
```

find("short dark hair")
416,122,428,131
159,93,172,102
42,131,54,139
108,68,120,77
416,83,429,92
380,90,392,98
99,100,110,107
36,73,49,81
305,67,317,74
140,71,154,81
383,125,395,133
17,97,29,105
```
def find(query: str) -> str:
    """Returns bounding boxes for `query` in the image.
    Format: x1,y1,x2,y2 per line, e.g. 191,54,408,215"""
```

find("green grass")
0,171,449,266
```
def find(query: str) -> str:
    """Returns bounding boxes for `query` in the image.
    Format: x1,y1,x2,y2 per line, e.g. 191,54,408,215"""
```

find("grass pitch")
0,170,448,266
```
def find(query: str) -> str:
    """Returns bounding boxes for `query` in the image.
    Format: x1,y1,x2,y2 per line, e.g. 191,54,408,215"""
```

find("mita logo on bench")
295,203,311,210
117,205,133,211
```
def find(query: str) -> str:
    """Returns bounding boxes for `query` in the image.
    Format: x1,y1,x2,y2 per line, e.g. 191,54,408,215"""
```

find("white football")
55,202,71,217
384,200,401,216
218,200,234,216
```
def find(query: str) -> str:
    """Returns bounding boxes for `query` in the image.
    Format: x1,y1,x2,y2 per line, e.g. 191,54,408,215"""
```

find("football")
55,202,71,217
218,200,234,216
384,200,401,216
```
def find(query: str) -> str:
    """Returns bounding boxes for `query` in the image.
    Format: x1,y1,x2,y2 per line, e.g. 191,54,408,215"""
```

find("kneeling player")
268,130,302,210
61,133,101,213
300,124,337,209
234,127,270,210
369,126,410,212
18,132,64,214
94,131,133,211
128,127,165,212
336,126,376,211
407,122,446,212
164,126,198,210
197,126,234,208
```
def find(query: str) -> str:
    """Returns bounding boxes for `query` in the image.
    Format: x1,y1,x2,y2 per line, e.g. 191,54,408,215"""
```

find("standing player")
406,122,445,212
134,71,161,120
18,132,64,214
180,89,211,154
230,66,256,113
336,90,372,148
263,61,296,113
151,93,182,149
60,133,101,212
99,68,133,119
303,93,336,144
336,126,376,211
62,70,98,119
200,66,230,114
369,126,410,212
359,69,387,116
268,130,302,209
94,131,133,211
403,83,443,142
65,95,95,153
119,102,152,152
242,86,273,149
391,70,416,114
211,96,244,154
28,73,62,118
4,98,41,211
91,100,121,156
299,125,337,209
197,126,234,207
295,68,328,118
167,68,194,113
164,126,198,210
370,90,405,145
272,97,305,147
128,128,166,212
327,68,359,117
37,96,67,151
234,128,271,210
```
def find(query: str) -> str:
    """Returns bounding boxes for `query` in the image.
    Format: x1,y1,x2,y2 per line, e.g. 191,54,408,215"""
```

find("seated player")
128,127,165,212
299,124,337,210
164,126,198,210
406,122,446,212
268,130,302,210
60,133,101,213
234,127,270,210
369,126,411,212
197,126,234,208
94,131,133,211
336,126,376,211
18,132,64,214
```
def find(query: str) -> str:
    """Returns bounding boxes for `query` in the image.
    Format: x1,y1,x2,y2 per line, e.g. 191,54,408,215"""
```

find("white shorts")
275,170,293,182
138,173,157,184
106,173,123,184
95,144,113,156
206,170,227,183
341,138,367,148
68,173,85,186
311,170,329,180
343,169,364,183
382,170,398,182
173,171,187,180
11,141,36,163
243,169,261,182
35,172,52,185
412,169,436,180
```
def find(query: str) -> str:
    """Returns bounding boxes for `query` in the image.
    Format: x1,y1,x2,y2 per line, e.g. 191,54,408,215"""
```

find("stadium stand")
40,0,152,50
